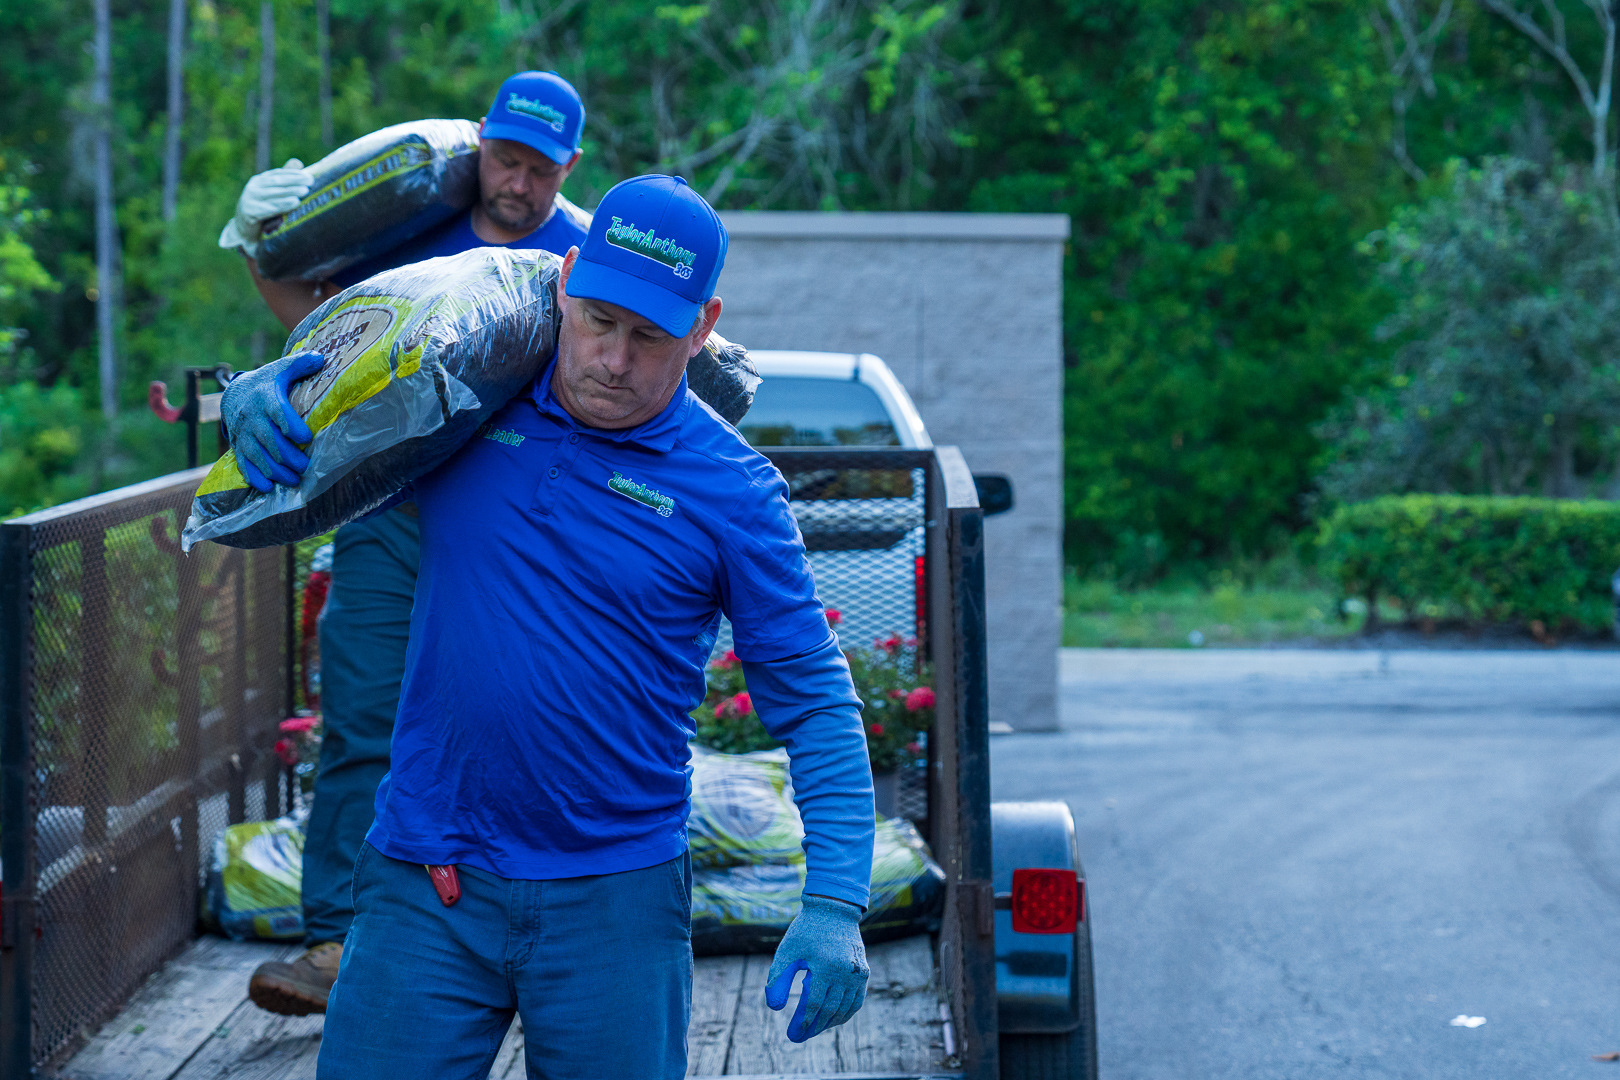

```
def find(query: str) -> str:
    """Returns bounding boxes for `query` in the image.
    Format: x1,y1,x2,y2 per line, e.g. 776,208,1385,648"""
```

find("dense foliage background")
5,0,1620,573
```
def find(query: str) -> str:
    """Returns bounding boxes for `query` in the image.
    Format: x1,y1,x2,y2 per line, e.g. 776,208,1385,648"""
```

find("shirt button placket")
532,429,588,515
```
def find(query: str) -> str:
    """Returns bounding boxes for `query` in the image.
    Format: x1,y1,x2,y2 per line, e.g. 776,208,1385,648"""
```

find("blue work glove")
765,895,869,1043
220,351,325,492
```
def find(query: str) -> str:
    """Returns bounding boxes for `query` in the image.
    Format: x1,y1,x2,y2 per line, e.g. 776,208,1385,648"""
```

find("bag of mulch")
180,247,761,550
688,746,806,869
255,119,482,283
202,817,305,942
687,746,946,956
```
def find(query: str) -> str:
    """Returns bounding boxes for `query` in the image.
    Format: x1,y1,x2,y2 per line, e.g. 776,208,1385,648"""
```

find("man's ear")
562,149,583,179
688,296,723,357
558,247,580,298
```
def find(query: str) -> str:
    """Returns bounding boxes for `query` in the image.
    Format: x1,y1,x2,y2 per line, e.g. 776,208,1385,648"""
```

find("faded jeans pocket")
668,851,693,924
349,840,375,912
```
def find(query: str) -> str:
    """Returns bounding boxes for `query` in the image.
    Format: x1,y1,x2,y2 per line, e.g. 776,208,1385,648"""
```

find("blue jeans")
302,509,420,946
317,843,693,1080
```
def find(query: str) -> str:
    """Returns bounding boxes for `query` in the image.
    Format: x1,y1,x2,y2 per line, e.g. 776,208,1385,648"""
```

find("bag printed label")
263,143,434,237
288,303,401,417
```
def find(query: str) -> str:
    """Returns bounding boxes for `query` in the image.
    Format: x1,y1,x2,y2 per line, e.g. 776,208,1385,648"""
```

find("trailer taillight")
1010,869,1081,934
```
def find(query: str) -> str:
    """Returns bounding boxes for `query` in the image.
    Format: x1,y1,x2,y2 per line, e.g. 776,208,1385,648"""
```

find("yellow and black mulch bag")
182,246,759,550
202,817,305,942
255,119,482,283
687,747,946,956
183,246,559,550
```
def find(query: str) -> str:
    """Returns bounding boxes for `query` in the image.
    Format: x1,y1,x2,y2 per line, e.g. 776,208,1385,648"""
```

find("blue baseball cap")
565,175,728,337
481,71,584,165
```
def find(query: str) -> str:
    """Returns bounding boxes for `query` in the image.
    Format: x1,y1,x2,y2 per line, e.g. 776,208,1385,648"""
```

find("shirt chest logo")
609,471,676,518
479,423,525,447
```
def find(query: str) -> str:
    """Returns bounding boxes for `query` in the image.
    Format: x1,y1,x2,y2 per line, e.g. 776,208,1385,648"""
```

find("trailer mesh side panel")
1,470,291,1071
712,452,932,825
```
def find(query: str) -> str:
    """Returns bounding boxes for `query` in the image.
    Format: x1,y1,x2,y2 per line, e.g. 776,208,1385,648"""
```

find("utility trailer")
0,445,1096,1080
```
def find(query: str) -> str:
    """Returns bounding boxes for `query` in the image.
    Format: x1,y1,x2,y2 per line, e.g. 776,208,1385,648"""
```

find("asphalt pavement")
991,648,1620,1079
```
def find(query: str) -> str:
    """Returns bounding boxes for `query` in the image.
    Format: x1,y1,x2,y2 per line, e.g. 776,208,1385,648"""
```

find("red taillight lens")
1011,868,1081,934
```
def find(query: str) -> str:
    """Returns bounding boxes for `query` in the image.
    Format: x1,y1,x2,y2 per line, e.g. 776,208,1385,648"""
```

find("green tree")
955,0,1397,575
1320,157,1620,501
0,171,57,370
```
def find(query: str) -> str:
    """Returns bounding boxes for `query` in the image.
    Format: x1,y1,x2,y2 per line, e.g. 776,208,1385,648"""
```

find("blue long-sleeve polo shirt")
365,360,875,907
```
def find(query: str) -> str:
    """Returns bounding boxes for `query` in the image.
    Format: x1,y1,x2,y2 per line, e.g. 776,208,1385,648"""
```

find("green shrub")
1317,496,1620,633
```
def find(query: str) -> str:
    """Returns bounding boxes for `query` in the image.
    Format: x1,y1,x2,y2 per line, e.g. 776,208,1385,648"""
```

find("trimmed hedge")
1317,495,1620,633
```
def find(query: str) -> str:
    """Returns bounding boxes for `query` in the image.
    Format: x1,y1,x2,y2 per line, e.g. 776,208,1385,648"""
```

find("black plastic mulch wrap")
687,748,946,957
181,247,760,551
255,119,482,282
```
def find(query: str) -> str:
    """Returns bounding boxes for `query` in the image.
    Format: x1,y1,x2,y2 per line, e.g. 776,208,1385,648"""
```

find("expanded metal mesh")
712,452,932,824
3,470,290,1070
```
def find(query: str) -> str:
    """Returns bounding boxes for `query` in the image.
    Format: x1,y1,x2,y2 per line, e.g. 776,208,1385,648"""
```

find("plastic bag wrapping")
689,746,806,868
687,747,946,956
687,334,758,429
183,246,558,550
255,119,482,282
183,246,760,551
202,817,305,941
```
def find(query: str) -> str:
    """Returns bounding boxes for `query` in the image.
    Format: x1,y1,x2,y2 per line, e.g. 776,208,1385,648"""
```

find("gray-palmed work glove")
218,159,313,259
765,895,869,1043
221,351,325,492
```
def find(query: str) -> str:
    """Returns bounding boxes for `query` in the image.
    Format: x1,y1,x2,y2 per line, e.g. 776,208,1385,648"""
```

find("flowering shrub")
690,612,934,773
691,649,776,754
276,714,323,792
847,635,933,773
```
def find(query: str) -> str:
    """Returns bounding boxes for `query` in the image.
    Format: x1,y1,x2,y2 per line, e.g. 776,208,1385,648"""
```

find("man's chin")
581,399,636,422
485,201,549,234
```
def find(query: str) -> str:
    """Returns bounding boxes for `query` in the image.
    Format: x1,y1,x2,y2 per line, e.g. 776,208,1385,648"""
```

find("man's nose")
599,337,634,376
508,169,532,195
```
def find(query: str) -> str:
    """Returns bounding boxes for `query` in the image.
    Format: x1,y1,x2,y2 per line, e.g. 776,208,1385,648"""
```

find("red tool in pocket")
426,864,461,906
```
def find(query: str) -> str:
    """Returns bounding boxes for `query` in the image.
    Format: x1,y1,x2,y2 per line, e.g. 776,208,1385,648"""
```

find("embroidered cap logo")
505,93,567,133
609,472,676,518
605,217,697,280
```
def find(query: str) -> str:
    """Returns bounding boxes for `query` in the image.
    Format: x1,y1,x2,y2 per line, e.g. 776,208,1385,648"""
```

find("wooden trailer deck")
58,934,956,1080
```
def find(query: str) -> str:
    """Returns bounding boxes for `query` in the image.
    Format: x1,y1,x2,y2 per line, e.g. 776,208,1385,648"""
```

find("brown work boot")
248,941,342,1016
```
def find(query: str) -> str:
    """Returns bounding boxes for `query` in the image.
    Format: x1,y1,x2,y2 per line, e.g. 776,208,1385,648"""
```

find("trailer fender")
991,800,1087,1034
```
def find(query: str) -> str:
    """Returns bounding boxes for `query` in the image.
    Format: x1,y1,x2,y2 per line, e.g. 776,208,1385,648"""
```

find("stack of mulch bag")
687,746,946,955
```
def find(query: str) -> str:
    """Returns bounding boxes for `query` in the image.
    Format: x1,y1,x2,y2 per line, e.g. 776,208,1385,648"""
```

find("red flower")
273,738,299,766
876,634,904,654
905,686,936,711
888,689,905,699
716,691,753,719
905,742,922,754
825,609,842,626
280,716,319,734
869,722,885,737
709,649,740,671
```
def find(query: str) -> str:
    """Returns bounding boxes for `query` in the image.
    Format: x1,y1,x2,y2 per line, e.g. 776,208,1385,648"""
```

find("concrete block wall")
715,212,1069,732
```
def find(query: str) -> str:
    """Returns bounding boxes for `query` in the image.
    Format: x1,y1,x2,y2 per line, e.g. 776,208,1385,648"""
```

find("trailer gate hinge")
970,880,994,936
